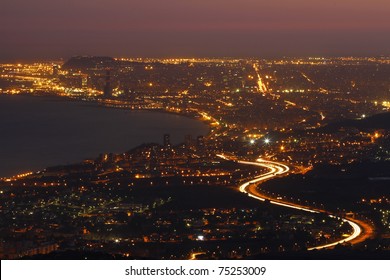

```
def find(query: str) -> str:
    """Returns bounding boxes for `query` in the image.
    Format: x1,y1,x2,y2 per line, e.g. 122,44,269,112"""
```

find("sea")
0,94,209,177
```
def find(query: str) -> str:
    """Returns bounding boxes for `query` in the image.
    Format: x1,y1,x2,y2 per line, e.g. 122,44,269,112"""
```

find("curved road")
217,154,374,250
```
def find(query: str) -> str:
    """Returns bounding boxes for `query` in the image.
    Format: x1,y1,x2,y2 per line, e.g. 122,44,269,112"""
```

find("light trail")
308,217,362,250
217,154,365,250
189,252,206,260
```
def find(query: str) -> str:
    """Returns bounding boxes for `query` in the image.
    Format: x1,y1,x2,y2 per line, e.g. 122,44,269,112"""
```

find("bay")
0,95,209,177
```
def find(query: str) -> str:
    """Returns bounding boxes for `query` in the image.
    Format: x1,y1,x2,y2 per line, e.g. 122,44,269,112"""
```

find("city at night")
1,1,389,279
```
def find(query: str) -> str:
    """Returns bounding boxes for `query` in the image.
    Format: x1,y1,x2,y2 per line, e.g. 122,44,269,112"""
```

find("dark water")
0,95,208,177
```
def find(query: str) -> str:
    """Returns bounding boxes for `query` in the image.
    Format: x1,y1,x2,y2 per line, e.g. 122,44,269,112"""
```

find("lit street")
218,154,375,250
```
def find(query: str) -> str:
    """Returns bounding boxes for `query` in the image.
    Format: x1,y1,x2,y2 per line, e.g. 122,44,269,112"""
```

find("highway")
252,63,268,93
217,154,373,250
189,252,206,260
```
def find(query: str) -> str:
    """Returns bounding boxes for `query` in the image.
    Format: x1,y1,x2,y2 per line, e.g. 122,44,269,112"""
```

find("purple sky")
1,0,389,60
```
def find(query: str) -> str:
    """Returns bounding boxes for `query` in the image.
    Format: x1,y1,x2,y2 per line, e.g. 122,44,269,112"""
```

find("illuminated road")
189,252,206,260
217,154,373,250
253,63,268,94
300,71,329,94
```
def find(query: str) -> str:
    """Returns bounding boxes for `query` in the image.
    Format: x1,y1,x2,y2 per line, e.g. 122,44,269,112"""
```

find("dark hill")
62,56,115,71
320,112,390,132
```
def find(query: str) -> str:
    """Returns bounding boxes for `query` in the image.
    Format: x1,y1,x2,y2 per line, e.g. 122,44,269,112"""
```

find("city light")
0,55,387,260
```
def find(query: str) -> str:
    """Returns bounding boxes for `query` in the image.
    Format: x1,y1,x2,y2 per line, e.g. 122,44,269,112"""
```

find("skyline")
1,0,390,262
1,55,389,260
1,0,390,60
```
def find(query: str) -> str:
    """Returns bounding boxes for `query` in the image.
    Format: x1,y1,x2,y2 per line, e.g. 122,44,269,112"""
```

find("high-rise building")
103,69,112,98
81,74,88,88
52,65,59,76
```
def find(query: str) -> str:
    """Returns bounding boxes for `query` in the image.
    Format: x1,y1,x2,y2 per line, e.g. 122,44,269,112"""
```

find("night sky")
1,0,389,60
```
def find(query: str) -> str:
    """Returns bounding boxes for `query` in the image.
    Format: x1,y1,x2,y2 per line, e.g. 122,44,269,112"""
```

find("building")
103,69,112,98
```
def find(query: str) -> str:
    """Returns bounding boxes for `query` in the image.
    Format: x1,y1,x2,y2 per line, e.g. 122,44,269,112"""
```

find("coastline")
0,93,210,178
14,92,214,136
